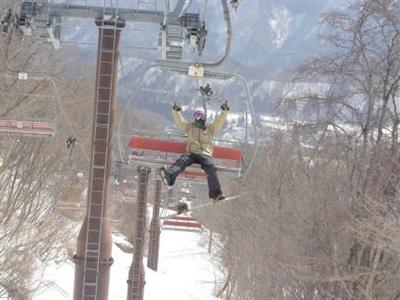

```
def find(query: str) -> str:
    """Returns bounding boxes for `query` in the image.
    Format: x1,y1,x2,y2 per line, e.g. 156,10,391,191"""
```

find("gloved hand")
221,100,230,111
173,101,181,112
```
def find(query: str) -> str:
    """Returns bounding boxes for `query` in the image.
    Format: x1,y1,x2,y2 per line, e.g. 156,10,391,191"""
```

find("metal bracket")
188,64,204,77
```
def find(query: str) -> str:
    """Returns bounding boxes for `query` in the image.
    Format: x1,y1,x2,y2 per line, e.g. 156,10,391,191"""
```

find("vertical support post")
127,166,151,300
168,186,174,207
73,18,125,300
147,178,162,271
208,230,213,253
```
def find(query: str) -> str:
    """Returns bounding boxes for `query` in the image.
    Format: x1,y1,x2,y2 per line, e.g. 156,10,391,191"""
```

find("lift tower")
72,16,125,300
13,1,204,299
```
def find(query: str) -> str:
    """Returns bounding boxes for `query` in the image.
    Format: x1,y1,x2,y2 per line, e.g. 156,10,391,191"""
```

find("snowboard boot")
177,202,189,215
213,194,226,202
160,167,173,186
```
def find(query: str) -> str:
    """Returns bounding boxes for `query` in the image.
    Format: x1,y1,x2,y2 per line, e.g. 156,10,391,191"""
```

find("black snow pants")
165,153,222,199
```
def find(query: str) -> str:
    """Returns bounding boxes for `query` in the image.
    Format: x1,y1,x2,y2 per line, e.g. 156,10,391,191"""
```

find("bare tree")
0,2,95,298
204,1,400,299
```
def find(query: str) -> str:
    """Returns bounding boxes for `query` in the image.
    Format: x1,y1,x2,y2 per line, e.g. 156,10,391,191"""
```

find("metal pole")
147,178,162,271
127,166,151,300
208,230,213,253
73,18,125,300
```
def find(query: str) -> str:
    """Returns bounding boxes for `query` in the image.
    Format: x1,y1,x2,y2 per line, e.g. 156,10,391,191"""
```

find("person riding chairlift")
177,202,189,214
160,100,230,202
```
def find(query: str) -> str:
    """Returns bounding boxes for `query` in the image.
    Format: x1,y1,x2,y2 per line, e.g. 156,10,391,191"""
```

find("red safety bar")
128,155,240,174
163,220,202,229
163,215,202,231
129,135,242,161
57,206,84,211
172,216,199,221
181,170,206,177
56,202,84,211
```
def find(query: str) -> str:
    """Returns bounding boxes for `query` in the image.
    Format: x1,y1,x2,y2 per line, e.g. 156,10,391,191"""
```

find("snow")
144,231,221,300
269,6,291,48
33,230,222,300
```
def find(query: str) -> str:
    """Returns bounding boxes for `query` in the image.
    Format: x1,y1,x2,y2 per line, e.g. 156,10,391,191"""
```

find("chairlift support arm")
45,4,165,24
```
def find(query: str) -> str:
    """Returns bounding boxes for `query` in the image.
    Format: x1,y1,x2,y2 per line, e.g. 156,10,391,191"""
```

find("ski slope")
33,229,222,300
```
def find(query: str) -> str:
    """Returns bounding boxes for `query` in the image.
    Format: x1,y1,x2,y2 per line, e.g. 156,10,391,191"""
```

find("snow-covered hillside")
32,230,223,300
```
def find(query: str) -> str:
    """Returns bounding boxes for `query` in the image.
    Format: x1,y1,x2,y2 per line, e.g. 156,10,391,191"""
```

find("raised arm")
172,102,188,133
210,100,229,134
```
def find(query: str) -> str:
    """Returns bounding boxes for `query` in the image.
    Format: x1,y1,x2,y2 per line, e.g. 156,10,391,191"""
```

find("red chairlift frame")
162,215,203,232
128,134,243,177
0,118,55,137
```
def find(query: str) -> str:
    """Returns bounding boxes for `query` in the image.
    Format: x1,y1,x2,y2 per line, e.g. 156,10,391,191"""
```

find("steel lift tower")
72,17,125,300
12,1,204,299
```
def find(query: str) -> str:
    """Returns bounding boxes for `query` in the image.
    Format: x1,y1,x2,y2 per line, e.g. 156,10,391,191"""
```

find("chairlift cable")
0,40,64,140
140,87,224,100
61,40,159,51
50,76,90,162
55,22,160,32
2,16,96,163
0,91,55,98
5,25,69,151
207,0,232,67
116,54,137,164
201,0,208,21
4,27,49,76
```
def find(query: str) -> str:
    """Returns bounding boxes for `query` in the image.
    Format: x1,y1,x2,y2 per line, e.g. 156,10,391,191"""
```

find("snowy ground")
33,229,222,300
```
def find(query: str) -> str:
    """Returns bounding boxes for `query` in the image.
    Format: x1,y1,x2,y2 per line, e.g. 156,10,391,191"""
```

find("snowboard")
161,194,243,220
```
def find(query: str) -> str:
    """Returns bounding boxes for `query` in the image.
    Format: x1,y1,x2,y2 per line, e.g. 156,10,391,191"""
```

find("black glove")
173,102,181,112
221,100,230,111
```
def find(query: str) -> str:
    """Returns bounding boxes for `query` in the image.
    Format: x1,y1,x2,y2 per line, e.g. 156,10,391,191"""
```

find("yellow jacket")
172,109,228,157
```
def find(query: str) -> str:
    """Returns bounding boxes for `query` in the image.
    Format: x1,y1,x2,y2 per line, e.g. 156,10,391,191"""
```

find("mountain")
58,0,349,116
202,0,347,76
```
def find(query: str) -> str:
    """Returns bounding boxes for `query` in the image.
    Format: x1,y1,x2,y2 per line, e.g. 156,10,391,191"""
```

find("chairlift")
196,22,207,55
123,64,258,181
181,13,207,56
158,183,203,229
159,11,204,60
14,1,61,49
160,0,232,62
162,214,203,231
0,72,58,138
111,160,123,186
0,119,55,137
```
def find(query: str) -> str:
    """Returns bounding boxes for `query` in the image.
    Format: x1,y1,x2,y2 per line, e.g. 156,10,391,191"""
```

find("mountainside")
61,0,349,116
201,0,346,75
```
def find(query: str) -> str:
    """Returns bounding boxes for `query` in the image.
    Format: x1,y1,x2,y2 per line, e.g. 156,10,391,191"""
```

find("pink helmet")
193,110,205,120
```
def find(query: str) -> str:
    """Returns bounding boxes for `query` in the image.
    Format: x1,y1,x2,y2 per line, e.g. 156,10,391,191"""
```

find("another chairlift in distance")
0,72,57,138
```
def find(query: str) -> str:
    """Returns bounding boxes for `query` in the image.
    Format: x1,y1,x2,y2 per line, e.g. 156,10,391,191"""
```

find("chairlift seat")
162,215,202,231
128,135,242,176
0,119,55,137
